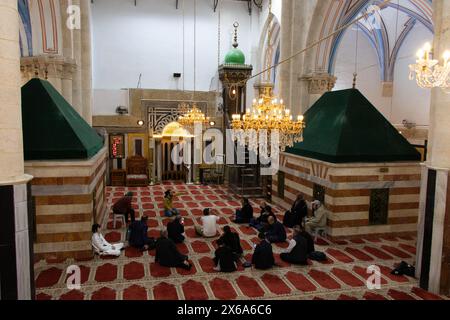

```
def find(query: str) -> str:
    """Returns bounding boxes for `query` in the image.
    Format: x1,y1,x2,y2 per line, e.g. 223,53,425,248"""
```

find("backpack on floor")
391,261,415,277
309,251,327,262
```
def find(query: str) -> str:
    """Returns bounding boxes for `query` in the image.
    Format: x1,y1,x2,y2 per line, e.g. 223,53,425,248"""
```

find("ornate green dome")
224,48,246,65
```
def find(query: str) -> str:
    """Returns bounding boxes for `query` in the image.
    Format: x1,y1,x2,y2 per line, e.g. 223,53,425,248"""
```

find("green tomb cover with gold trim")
21,78,103,160
285,88,421,163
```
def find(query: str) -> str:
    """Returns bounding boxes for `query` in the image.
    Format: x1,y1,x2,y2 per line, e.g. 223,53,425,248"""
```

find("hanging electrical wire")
228,0,393,95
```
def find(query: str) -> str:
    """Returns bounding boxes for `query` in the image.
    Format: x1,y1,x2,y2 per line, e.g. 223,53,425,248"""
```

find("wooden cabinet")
111,169,126,186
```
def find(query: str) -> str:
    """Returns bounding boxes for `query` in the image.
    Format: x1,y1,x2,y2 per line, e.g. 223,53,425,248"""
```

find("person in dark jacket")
299,225,315,255
283,194,308,228
251,232,275,270
219,226,243,257
167,215,185,243
112,192,135,224
128,216,154,251
266,216,287,243
234,198,254,224
213,238,237,272
250,203,275,229
155,230,191,270
280,226,308,265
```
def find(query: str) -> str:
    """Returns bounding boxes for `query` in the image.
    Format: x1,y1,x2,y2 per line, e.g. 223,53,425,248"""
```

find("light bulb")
423,42,432,52
417,49,424,59
443,51,450,64
298,115,304,121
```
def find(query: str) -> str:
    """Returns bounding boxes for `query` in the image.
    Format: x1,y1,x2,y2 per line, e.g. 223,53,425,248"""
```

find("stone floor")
34,182,448,300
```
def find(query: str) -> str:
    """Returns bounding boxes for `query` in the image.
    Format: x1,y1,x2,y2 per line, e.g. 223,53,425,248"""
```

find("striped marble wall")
272,153,421,239
24,148,108,261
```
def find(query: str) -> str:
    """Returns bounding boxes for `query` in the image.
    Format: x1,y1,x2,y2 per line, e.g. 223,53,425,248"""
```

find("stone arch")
154,114,181,135
258,13,281,85
309,0,433,80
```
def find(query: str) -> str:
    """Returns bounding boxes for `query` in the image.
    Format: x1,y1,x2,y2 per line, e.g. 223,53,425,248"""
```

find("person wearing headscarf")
234,198,254,224
167,215,185,243
283,194,308,228
305,200,328,234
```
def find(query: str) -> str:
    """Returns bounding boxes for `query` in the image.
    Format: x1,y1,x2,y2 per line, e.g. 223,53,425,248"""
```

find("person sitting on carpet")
283,194,308,228
219,226,243,258
155,229,191,270
305,200,328,234
234,198,253,224
128,216,155,251
251,232,275,270
299,224,315,255
163,190,181,217
167,215,185,244
250,204,276,231
266,216,287,243
92,223,124,256
112,191,135,224
213,238,238,273
280,225,309,265
195,208,219,238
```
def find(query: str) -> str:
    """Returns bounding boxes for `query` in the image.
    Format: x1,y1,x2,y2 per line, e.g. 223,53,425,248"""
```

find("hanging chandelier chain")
182,0,185,92
194,0,197,97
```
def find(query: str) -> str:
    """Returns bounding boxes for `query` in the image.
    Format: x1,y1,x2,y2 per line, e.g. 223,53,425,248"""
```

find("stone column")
60,0,75,104
156,140,163,183
300,72,336,108
416,0,450,295
71,0,83,117
279,0,293,110
0,0,34,300
278,0,319,116
80,0,93,125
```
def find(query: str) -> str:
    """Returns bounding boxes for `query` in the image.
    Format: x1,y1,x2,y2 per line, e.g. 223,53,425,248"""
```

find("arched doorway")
156,122,193,181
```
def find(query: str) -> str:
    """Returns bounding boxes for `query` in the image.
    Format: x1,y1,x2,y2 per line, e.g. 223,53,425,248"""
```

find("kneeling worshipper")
91,223,124,256
251,232,275,270
155,230,192,270
305,200,328,234
266,216,287,243
219,226,243,258
112,191,135,224
283,194,308,228
280,226,308,265
213,238,238,272
167,215,186,244
195,208,219,238
128,216,155,251
234,198,254,224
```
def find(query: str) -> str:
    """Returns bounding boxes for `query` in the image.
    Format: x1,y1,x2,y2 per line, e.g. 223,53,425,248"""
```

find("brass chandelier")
409,42,450,91
177,0,209,127
178,102,210,126
231,86,305,152
230,0,305,153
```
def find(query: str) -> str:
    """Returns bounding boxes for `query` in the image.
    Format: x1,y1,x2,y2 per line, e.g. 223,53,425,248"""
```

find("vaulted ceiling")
315,0,433,81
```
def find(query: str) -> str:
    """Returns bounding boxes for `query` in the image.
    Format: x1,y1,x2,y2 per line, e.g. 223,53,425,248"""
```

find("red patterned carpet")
34,183,448,300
